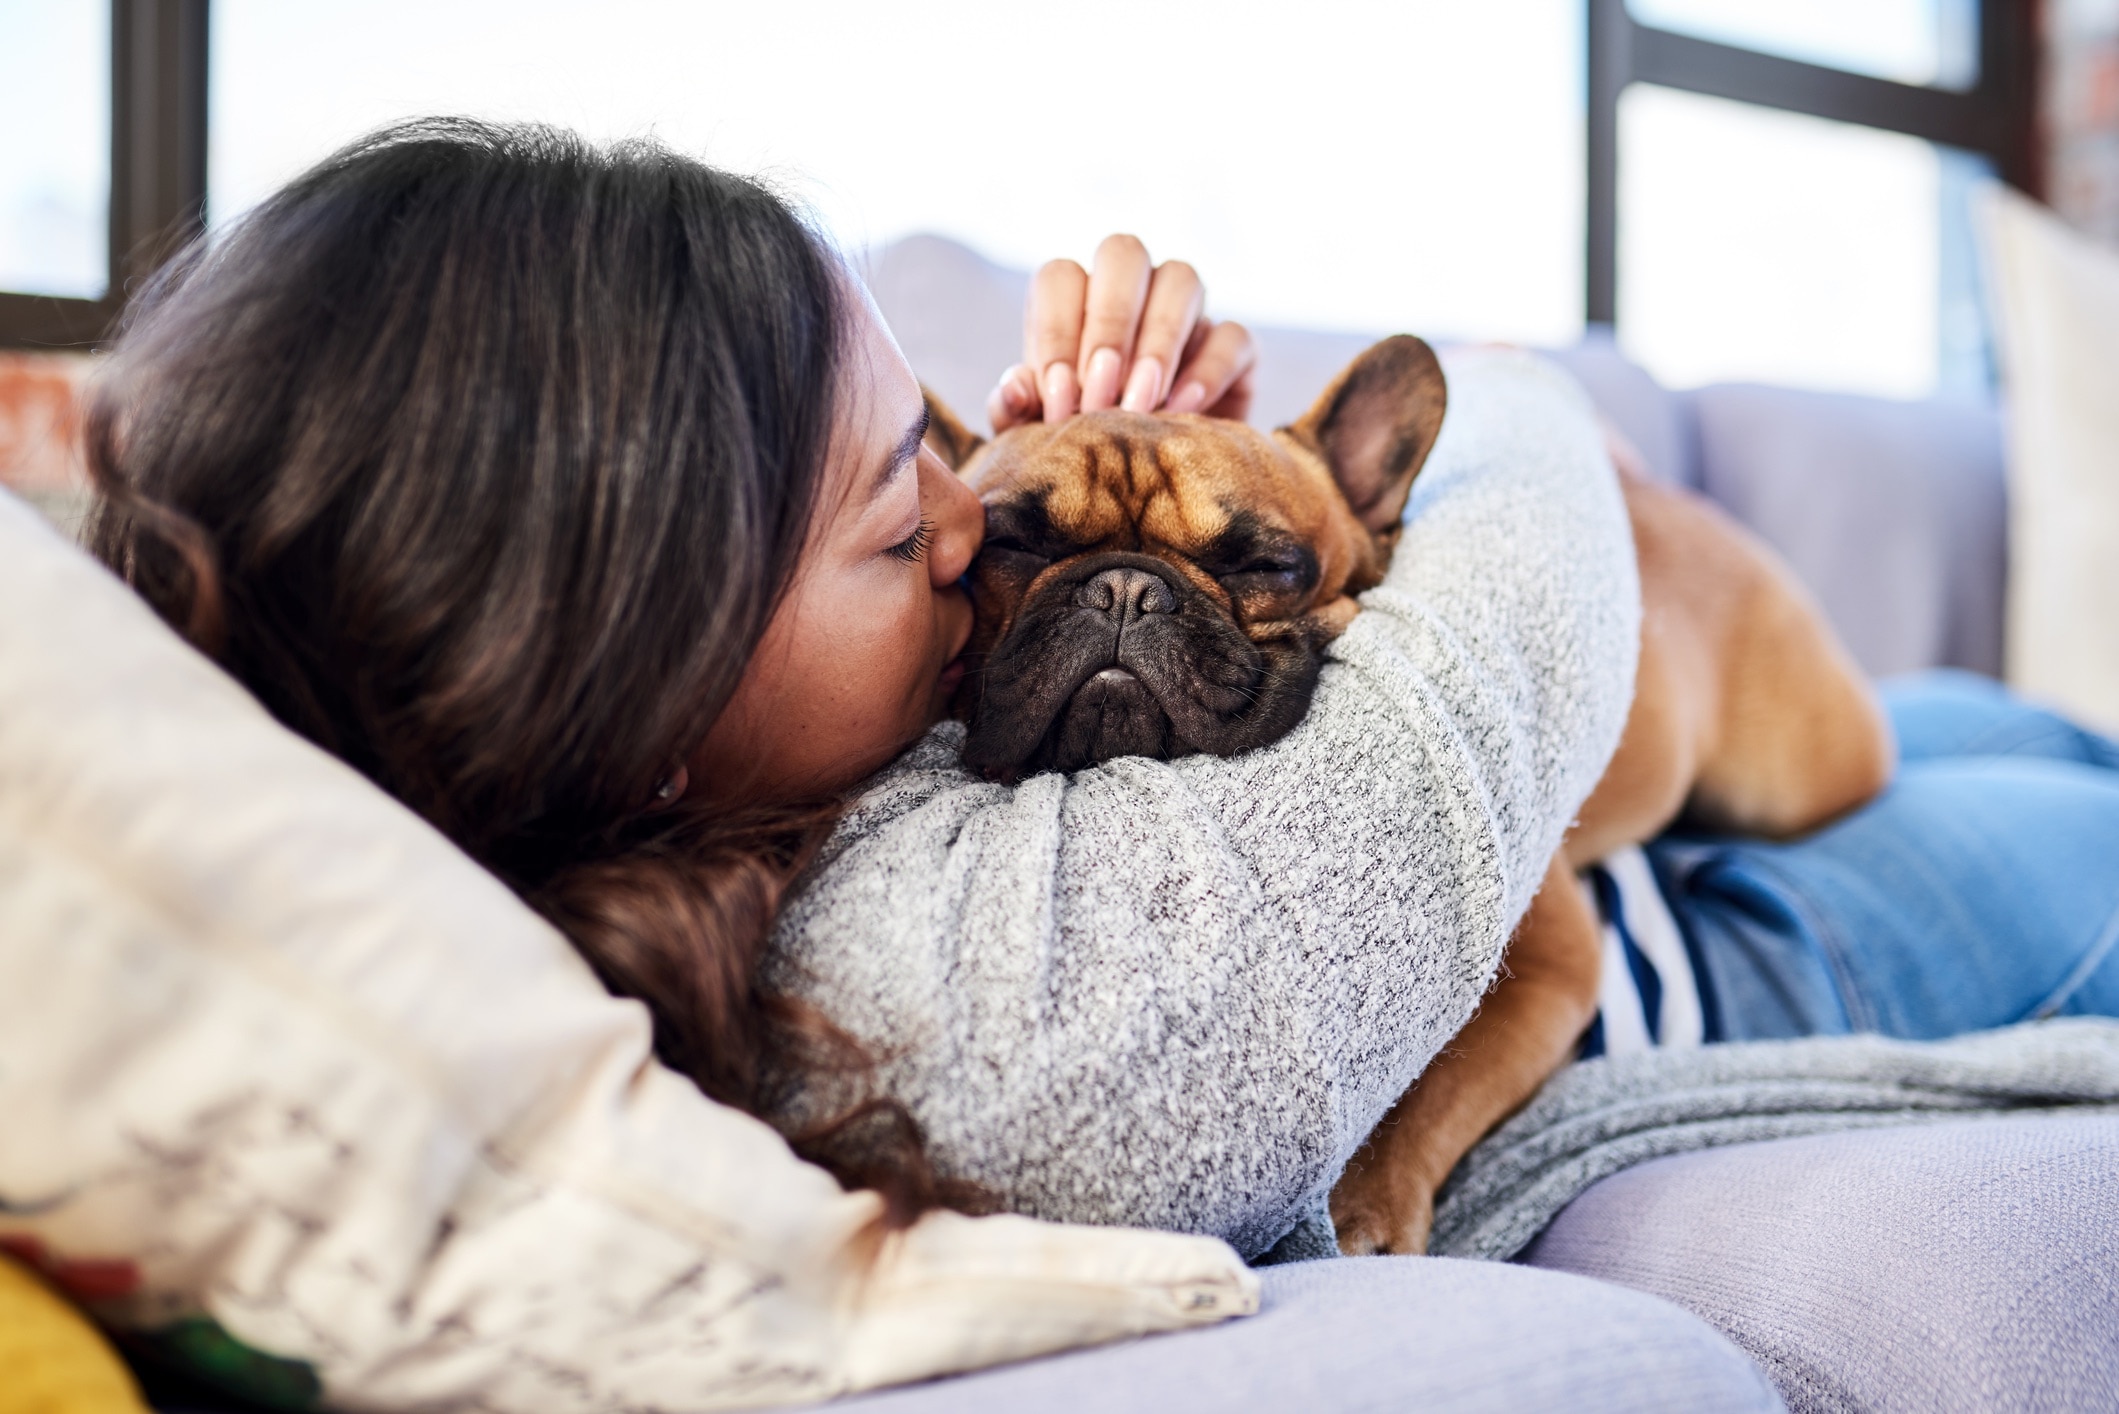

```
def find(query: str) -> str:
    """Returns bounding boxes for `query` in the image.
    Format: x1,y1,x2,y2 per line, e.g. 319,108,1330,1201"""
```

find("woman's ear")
921,386,987,471
1282,336,1447,534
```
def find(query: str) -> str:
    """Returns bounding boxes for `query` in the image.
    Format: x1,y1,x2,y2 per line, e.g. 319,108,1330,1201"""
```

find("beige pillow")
1980,185,2119,732
0,489,1254,1411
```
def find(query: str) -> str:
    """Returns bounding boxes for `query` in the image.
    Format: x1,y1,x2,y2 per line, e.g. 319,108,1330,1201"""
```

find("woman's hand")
987,234,1257,431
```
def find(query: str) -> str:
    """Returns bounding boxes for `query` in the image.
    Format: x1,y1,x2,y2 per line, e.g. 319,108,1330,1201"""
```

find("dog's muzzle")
960,551,1326,781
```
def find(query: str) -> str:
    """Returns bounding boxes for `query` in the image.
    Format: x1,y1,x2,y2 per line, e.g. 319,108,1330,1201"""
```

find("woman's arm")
769,350,1639,1258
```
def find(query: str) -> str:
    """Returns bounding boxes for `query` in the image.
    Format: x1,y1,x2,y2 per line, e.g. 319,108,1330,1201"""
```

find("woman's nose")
920,445,984,587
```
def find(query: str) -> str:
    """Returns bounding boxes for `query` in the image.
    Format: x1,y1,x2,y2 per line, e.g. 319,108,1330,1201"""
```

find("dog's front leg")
1330,854,1602,1255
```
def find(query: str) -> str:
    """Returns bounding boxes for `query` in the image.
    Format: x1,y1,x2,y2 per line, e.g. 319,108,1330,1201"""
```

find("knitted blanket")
1427,1019,2119,1261
1259,1020,2119,1264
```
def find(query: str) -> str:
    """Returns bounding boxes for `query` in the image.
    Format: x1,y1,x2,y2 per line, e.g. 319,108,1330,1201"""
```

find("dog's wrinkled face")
935,336,1448,781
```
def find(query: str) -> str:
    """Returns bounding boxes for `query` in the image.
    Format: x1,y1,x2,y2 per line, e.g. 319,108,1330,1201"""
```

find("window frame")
1585,0,2042,324
0,0,207,349
0,2,2044,348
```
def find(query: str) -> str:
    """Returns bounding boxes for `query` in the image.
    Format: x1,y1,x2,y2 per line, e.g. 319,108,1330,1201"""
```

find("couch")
22,234,2118,1413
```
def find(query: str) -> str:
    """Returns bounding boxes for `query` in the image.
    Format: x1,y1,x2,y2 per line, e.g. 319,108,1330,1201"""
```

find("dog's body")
1329,451,1894,1253
929,338,1894,1256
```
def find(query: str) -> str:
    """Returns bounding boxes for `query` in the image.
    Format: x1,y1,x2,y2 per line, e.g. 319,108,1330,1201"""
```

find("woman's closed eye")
888,518,936,564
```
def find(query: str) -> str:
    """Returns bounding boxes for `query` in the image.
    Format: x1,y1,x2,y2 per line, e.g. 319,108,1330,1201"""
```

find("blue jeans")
1650,670,2119,1041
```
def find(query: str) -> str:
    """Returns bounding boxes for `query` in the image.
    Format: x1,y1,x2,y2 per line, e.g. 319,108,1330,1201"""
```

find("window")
0,0,207,350
1629,0,1980,90
6,0,2045,390
208,0,1586,346
1618,87,1998,398
1589,0,2038,397
0,0,109,301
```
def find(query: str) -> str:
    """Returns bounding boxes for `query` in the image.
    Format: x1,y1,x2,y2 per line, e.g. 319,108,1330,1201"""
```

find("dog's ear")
1283,336,1447,534
921,386,987,471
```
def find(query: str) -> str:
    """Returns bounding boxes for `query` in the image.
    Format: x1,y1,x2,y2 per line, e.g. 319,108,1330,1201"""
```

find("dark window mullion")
110,0,209,297
1630,28,1999,153
1981,0,2043,193
1586,0,1630,324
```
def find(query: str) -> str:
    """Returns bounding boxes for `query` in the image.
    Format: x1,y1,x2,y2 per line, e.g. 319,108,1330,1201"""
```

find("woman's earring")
649,766,689,810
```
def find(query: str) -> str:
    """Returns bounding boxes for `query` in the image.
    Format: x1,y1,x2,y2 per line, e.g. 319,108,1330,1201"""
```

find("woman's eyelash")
888,518,935,564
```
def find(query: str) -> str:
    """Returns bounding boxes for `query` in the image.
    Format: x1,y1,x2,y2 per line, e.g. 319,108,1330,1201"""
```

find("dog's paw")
1329,1174,1436,1256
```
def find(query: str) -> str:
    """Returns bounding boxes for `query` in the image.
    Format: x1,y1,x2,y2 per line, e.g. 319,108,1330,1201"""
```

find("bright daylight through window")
209,0,1586,352
1612,0,1996,398
0,0,108,301
1619,86,1993,399
1,0,1996,401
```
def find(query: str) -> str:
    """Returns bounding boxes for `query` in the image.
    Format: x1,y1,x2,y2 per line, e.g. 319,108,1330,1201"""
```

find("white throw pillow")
1979,185,2119,732
0,489,1255,1411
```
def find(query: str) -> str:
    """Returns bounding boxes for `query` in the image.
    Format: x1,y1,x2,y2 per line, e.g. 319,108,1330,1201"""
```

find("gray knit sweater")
768,351,1639,1259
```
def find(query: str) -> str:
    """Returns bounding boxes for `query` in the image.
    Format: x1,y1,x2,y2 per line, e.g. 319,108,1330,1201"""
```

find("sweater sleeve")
767,350,1639,1258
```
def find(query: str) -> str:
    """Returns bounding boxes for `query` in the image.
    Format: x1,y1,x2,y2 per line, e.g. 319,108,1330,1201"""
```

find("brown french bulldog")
926,336,1894,1255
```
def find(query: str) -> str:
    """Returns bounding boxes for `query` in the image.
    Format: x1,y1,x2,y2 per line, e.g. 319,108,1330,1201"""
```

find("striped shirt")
1577,846,1709,1058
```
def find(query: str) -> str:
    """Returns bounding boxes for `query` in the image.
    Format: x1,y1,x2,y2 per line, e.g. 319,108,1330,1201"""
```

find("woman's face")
690,292,983,804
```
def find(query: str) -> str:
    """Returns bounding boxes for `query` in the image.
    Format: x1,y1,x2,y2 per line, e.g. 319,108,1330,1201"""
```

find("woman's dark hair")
87,118,962,1221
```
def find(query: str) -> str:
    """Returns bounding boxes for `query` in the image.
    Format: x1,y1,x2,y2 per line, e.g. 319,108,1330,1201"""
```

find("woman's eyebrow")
866,407,932,507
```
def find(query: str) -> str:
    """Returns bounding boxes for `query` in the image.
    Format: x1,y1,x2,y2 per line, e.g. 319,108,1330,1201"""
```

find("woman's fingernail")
1042,361,1079,420
998,373,1028,412
1121,356,1165,413
1082,346,1123,411
1166,380,1207,414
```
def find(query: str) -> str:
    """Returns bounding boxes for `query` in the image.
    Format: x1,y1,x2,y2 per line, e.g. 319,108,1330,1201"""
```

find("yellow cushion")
0,1255,146,1414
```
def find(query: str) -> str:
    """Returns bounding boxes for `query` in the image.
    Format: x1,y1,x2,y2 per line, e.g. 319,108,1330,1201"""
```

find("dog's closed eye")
981,534,1050,563
1219,553,1318,598
1200,525,1321,603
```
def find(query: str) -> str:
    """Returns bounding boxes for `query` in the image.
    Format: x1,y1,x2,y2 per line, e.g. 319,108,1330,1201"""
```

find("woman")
87,120,2119,1264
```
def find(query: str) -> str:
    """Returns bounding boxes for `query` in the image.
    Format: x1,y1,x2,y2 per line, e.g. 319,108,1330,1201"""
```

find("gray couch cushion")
863,234,1381,436
1521,1113,2119,1413
1250,327,1704,484
1547,331,1701,488
863,234,1027,434
1689,384,2008,678
822,1253,1781,1412
865,233,2010,680
864,238,1703,489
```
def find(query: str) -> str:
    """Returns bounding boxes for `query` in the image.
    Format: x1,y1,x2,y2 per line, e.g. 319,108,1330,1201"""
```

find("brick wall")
0,352,92,533
2049,0,2119,240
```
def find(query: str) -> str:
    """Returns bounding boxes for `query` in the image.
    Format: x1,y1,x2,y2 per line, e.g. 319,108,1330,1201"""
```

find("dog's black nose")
1076,566,1177,620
